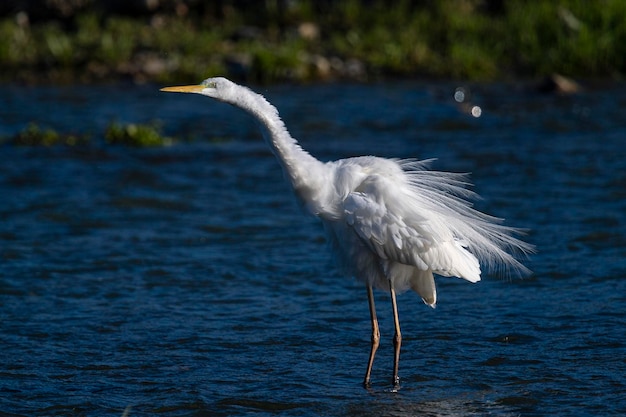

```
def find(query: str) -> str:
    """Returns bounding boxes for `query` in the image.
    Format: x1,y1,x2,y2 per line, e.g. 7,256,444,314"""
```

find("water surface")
1,81,625,416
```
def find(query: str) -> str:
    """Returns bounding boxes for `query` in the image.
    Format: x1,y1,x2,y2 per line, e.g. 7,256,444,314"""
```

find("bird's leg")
390,280,402,388
363,284,380,388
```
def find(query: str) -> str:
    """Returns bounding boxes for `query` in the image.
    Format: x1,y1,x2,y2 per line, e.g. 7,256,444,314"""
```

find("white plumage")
161,77,532,388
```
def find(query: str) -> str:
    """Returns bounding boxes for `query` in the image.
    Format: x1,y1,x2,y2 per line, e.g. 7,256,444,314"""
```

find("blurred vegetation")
7,122,90,146
3,122,172,147
105,122,173,146
0,0,624,84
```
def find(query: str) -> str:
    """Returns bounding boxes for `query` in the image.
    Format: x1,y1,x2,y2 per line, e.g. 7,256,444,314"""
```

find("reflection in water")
343,388,527,416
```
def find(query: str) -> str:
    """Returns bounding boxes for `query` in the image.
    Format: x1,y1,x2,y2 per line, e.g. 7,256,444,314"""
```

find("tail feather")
410,269,437,307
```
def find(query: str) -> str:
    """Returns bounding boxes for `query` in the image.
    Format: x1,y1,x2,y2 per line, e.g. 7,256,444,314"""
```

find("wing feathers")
340,158,531,297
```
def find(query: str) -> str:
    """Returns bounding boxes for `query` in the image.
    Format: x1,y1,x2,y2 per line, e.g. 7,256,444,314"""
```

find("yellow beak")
160,85,205,93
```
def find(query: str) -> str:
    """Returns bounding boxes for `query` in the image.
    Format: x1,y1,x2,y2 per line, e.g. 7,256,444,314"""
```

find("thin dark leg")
390,281,402,388
363,284,380,388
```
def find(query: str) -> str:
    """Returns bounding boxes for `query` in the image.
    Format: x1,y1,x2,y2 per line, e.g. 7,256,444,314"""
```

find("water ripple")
1,82,625,415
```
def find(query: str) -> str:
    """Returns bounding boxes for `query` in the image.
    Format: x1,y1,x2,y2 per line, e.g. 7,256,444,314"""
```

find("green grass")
7,123,90,146
0,0,624,83
105,122,173,147
3,122,172,147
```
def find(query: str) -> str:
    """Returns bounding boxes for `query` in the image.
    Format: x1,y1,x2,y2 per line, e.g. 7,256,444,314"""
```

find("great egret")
161,77,532,388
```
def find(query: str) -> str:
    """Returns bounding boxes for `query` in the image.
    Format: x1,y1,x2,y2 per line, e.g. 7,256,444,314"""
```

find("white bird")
161,77,532,388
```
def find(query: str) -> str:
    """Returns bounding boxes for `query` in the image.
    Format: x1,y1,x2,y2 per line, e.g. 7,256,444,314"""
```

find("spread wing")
343,172,482,284
333,158,531,306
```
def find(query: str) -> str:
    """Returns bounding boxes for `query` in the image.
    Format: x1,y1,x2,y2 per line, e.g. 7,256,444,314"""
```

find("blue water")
1,81,625,416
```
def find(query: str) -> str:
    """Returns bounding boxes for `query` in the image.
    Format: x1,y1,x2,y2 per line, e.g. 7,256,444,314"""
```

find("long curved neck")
231,86,327,210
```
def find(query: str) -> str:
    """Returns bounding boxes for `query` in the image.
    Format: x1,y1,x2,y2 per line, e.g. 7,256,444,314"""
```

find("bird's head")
160,77,237,102
161,76,276,122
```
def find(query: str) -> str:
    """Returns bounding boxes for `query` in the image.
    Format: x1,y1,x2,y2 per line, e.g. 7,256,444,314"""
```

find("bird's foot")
391,376,400,391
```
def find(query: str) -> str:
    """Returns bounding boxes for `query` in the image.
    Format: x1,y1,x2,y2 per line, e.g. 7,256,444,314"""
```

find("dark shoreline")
1,0,624,85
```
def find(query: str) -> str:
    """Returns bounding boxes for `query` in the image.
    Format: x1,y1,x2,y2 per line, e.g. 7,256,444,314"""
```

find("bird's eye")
203,80,217,88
